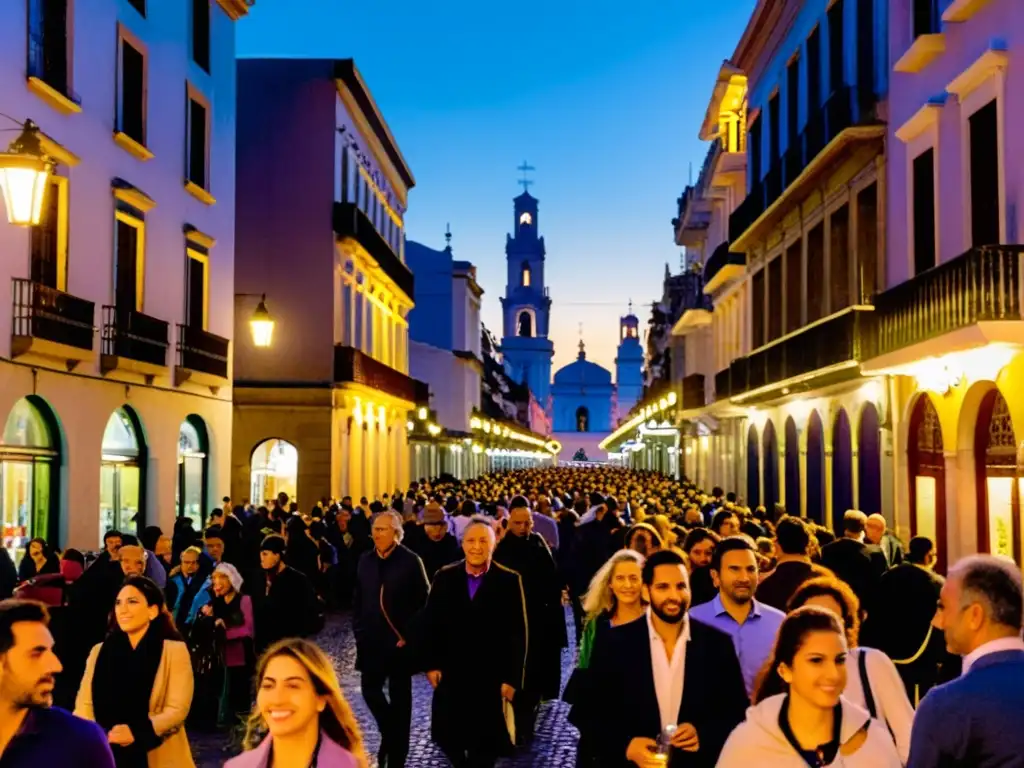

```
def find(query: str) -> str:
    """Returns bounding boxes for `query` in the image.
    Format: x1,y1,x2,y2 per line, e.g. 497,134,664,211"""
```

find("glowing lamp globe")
249,295,274,348
0,122,53,227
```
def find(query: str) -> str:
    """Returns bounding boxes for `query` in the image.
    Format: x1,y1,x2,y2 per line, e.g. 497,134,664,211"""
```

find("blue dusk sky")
238,0,757,374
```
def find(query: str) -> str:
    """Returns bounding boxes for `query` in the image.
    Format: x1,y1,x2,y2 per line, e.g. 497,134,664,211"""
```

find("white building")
0,0,247,557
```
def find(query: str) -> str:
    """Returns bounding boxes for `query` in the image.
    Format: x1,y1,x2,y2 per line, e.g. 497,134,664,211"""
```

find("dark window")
806,223,825,322
127,0,146,16
913,0,940,38
749,114,763,184
856,184,878,303
785,242,802,333
119,39,145,145
30,180,61,289
576,407,589,433
192,0,210,72
767,256,783,342
828,0,845,94
787,57,800,147
830,204,851,311
27,0,69,95
969,99,1000,247
518,311,533,338
768,92,781,164
186,254,205,328
752,269,766,349
187,96,207,188
115,219,140,310
807,26,822,114
913,149,936,275
857,0,874,93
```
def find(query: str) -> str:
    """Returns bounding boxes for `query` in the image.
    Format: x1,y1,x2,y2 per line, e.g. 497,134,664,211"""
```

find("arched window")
521,262,531,287
100,406,147,541
518,311,533,337
176,416,209,529
519,211,532,226
251,438,299,506
576,406,590,432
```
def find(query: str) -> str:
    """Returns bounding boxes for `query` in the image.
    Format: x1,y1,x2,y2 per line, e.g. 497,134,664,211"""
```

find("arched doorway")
576,406,589,432
176,416,209,529
746,424,760,508
1,397,60,564
858,403,882,515
100,406,147,541
806,410,825,524
832,409,854,530
974,389,1020,562
762,420,779,513
909,395,947,573
518,311,533,337
784,417,800,515
250,438,298,506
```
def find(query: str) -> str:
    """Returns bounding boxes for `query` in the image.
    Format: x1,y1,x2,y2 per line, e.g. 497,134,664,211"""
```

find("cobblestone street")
194,609,580,767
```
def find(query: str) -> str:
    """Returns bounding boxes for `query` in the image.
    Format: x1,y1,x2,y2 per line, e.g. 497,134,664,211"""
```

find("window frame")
28,175,69,292
190,0,211,73
906,124,939,276
184,246,209,330
113,207,146,312
185,83,212,193
115,24,148,149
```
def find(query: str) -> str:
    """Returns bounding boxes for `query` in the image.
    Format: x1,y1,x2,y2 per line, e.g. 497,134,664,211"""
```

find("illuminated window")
519,212,532,225
521,262,531,287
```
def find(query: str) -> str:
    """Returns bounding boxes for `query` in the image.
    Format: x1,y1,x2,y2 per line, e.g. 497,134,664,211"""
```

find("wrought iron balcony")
703,242,746,292
682,373,705,410
333,202,414,300
334,345,418,403
101,306,169,373
11,278,94,364
724,307,873,401
864,246,1024,362
176,324,229,385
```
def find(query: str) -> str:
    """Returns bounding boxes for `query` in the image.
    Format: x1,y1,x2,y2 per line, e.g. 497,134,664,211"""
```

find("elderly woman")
200,562,254,728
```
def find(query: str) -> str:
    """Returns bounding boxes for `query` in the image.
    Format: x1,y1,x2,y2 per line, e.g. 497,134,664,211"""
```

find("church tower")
614,303,644,422
500,172,554,413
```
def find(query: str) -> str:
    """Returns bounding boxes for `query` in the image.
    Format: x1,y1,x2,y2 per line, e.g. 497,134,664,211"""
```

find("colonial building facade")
232,58,416,506
0,0,246,557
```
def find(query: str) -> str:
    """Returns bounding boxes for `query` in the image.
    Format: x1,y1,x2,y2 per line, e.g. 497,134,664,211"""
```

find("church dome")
553,341,613,387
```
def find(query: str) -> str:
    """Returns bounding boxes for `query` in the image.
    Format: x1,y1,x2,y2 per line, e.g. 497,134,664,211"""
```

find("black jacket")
819,537,888,608
588,616,748,768
408,532,462,581
353,544,429,672
253,564,319,651
755,560,832,611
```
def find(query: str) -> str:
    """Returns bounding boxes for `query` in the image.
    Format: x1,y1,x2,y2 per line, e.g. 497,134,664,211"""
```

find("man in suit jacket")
756,516,831,611
819,509,888,609
908,554,1024,767
589,549,748,767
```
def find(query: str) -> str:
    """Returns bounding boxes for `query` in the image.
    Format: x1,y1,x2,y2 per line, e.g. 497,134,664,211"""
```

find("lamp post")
0,118,54,227
235,292,275,348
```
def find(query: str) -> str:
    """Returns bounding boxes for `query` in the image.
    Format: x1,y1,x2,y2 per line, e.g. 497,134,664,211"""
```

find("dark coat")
819,537,888,608
352,544,429,673
17,553,60,582
588,616,748,768
408,532,462,582
755,560,832,611
0,547,17,599
493,531,567,700
252,564,319,652
423,560,527,758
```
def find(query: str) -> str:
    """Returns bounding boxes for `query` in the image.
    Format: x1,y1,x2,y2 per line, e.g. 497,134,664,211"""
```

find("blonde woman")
226,637,367,768
567,549,645,767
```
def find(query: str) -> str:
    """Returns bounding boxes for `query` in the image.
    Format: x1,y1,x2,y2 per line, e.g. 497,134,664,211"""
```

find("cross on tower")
517,161,535,192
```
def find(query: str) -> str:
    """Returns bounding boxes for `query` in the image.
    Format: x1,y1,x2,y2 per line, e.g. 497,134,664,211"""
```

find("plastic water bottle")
654,724,676,764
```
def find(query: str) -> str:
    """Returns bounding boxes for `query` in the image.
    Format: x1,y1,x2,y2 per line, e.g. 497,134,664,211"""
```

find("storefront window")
100,408,144,542
1,398,58,565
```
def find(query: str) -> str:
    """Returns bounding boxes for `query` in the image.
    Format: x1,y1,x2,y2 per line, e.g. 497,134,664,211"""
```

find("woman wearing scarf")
201,562,255,729
75,575,195,768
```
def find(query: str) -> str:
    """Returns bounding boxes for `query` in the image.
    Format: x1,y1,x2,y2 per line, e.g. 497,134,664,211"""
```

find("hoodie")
717,694,901,768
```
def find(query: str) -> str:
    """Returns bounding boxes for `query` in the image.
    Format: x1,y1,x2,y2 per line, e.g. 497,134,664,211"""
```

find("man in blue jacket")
908,554,1024,767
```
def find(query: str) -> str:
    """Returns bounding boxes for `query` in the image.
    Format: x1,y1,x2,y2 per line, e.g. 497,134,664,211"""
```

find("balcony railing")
12,278,94,351
101,306,168,367
703,242,746,288
724,308,872,399
864,246,1024,361
729,85,879,245
176,324,229,379
333,202,414,300
682,373,705,410
334,345,418,403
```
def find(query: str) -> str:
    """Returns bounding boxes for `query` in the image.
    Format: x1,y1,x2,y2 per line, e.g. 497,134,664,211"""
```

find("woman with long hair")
788,576,915,763
75,575,195,767
16,536,60,581
718,606,900,767
226,637,367,768
568,549,646,767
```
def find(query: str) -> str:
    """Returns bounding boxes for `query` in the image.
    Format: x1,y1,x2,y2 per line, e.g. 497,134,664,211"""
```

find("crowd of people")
0,467,1022,767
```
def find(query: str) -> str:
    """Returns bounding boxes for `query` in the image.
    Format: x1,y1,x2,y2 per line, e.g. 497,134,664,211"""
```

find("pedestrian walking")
353,509,429,768
75,575,195,768
0,599,115,766
718,606,901,767
756,517,831,612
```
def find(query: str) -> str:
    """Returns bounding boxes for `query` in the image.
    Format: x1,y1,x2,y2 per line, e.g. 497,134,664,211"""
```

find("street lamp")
0,119,53,227
236,292,275,348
